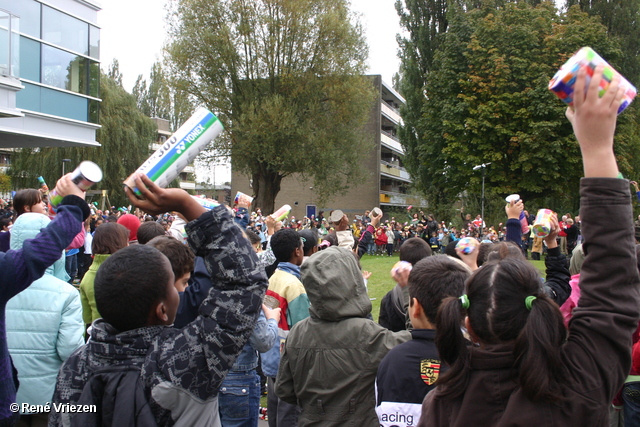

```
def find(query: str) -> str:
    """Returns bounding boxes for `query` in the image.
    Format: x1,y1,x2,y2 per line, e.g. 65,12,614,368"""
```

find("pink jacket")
559,273,581,327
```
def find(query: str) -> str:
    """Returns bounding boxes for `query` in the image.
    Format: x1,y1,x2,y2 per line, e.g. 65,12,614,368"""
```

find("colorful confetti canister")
456,237,478,255
391,261,413,275
272,204,291,221
371,207,382,218
37,176,49,194
548,47,637,114
49,161,103,210
192,195,219,210
124,107,224,197
532,209,554,238
235,191,254,206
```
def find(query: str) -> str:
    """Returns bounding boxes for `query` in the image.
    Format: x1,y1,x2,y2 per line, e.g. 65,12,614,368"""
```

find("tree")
395,0,449,217
0,173,10,193
165,0,376,214
133,61,196,132
401,2,637,216
9,65,156,207
566,0,640,84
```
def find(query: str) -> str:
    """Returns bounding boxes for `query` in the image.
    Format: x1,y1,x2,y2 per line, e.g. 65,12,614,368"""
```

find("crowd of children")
0,65,638,427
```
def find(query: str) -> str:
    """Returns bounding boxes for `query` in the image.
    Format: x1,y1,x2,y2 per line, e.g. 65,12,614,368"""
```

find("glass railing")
0,9,19,78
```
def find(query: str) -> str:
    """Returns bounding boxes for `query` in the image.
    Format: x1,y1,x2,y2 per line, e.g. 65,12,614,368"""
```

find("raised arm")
0,175,89,301
125,174,268,398
563,64,640,402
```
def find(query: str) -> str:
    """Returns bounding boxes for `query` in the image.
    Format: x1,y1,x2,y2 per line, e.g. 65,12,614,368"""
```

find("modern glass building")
0,0,101,148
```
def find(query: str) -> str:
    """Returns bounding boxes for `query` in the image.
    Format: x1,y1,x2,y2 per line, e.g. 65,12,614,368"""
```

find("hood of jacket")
10,213,67,280
301,246,371,322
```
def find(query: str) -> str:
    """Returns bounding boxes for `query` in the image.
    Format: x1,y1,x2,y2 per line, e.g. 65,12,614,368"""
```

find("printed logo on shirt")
420,359,440,385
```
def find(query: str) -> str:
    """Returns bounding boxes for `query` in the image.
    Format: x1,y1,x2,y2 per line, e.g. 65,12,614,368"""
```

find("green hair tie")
459,294,470,310
525,295,537,311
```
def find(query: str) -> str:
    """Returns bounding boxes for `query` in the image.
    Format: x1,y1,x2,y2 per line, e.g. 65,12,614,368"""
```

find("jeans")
623,381,640,427
65,254,77,284
219,370,260,427
367,242,375,255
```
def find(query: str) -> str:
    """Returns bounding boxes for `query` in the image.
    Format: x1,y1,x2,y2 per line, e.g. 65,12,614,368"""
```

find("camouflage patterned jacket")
49,205,269,427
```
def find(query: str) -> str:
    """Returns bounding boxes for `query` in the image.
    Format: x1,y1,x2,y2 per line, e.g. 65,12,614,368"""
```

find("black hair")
107,215,118,223
94,245,171,332
147,236,195,279
137,221,167,245
400,237,432,264
0,217,11,230
298,229,318,256
13,189,42,216
319,233,338,250
444,240,459,258
245,229,261,246
271,229,303,262
476,242,497,267
435,257,566,403
409,256,469,325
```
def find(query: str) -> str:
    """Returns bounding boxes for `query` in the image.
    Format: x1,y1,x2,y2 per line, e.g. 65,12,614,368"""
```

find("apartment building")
231,75,427,219
0,0,101,149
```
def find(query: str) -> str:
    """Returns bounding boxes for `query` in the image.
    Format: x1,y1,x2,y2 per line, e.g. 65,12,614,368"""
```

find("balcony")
0,9,19,79
380,102,403,125
380,131,404,155
179,181,196,191
380,160,411,182
379,191,428,207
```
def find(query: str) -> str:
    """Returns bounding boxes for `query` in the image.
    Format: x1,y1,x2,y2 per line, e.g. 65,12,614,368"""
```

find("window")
42,5,88,55
89,25,99,59
0,0,40,38
42,44,85,92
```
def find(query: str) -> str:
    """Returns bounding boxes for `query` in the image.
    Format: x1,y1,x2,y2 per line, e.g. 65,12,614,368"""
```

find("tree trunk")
251,167,283,216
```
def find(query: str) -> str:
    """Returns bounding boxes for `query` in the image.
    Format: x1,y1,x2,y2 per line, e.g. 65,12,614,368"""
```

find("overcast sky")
98,0,402,93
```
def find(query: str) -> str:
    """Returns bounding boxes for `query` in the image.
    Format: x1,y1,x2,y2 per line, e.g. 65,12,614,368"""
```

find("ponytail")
513,295,567,402
434,296,471,399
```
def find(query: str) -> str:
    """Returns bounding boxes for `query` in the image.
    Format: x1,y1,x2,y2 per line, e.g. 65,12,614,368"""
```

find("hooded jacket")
6,214,85,412
276,247,411,426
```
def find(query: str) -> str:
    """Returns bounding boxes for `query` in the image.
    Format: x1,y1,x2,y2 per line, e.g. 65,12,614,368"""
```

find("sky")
98,0,403,93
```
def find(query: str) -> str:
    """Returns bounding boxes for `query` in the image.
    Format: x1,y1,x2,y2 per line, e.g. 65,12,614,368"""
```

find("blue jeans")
65,254,77,284
623,381,640,427
219,370,260,427
367,242,375,255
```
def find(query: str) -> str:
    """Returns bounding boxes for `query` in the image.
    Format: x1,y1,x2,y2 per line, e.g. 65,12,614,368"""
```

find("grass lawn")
360,254,548,322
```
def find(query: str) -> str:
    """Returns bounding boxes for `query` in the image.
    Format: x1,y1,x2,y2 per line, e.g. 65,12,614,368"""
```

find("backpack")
71,364,158,427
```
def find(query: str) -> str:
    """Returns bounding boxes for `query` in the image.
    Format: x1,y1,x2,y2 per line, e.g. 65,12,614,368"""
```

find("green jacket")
276,247,411,426
79,254,110,325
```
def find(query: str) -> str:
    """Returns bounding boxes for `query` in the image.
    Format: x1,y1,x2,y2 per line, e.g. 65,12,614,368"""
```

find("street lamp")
62,159,71,176
472,163,491,229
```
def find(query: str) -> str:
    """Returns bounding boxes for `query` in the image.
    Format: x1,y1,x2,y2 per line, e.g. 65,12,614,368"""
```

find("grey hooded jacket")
275,247,410,426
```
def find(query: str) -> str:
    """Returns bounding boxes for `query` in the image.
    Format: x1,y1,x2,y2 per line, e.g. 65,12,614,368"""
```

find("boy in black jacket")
49,175,268,426
375,256,470,427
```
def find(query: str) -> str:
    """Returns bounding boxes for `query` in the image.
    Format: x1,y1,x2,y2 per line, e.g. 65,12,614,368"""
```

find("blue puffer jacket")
6,213,85,412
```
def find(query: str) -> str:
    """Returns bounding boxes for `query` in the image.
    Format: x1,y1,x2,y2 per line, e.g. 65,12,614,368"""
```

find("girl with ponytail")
419,65,640,426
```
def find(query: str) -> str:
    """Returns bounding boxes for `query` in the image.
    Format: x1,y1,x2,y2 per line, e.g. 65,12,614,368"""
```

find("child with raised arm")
49,175,268,426
419,65,640,426
0,175,89,427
